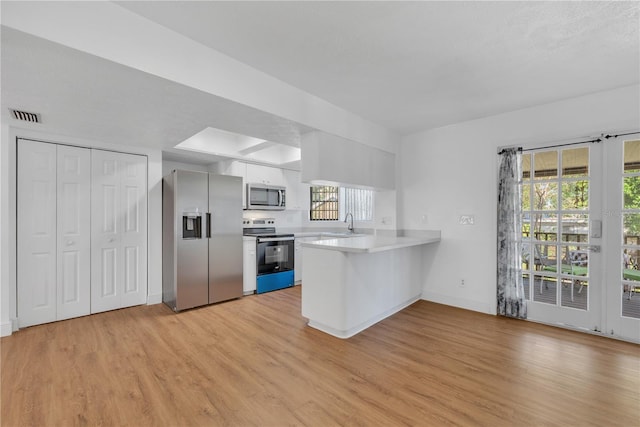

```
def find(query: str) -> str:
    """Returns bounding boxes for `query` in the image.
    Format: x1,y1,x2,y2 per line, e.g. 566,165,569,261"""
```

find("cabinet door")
17,140,57,327
243,239,257,294
246,163,285,187
227,161,247,209
283,169,299,210
57,145,91,320
91,150,147,313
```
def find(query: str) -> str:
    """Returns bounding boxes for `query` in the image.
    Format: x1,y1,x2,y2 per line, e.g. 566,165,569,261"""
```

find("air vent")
10,109,40,123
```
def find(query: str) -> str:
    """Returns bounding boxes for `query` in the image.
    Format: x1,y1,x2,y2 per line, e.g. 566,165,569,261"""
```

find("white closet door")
119,153,147,308
91,150,147,313
56,145,91,320
17,140,57,327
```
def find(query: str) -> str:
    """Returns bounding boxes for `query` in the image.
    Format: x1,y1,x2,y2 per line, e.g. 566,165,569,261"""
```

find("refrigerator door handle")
206,212,211,238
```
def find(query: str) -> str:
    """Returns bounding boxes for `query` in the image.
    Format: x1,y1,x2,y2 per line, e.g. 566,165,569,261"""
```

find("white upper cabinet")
246,163,285,187
301,131,395,190
283,169,309,210
213,160,247,208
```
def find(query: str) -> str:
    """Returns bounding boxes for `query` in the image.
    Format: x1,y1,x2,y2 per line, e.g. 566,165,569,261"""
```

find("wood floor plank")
2,286,638,426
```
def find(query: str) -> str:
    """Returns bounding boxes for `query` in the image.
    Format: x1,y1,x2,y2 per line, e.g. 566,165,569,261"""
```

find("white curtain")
497,148,527,319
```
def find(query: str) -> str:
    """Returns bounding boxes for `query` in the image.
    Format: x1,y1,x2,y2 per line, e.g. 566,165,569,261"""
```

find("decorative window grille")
310,186,375,221
310,186,339,220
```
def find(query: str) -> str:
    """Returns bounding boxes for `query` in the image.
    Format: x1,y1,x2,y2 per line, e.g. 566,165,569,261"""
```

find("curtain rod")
497,130,640,155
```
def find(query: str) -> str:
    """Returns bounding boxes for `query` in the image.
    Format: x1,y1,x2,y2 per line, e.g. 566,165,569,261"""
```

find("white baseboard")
146,293,162,305
1,321,13,337
307,295,421,339
421,291,495,315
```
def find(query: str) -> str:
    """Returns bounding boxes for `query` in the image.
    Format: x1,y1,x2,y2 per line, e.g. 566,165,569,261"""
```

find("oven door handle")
257,237,293,243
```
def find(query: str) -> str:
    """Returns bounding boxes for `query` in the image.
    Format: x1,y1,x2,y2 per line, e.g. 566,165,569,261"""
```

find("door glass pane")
623,214,640,243
532,213,558,241
522,215,532,242
561,277,588,310
534,182,557,210
622,284,640,319
562,147,589,177
562,181,589,209
534,151,558,179
623,140,640,173
560,214,589,243
623,176,640,209
533,275,557,304
534,244,557,270
558,245,589,312
522,153,531,180
521,184,531,211
623,249,640,280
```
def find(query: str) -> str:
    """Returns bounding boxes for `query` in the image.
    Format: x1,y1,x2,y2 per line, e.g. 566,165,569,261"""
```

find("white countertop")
301,235,440,253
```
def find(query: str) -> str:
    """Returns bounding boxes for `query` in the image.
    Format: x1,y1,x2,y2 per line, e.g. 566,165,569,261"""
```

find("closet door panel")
91,150,147,313
91,150,123,313
17,140,57,327
57,145,91,320
120,154,147,308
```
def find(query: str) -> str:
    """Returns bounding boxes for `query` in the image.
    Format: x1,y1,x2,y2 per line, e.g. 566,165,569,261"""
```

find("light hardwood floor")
2,286,638,426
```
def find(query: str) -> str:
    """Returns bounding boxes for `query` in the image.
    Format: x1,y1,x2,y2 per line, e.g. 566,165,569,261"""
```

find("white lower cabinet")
294,236,322,284
243,238,256,294
16,139,147,328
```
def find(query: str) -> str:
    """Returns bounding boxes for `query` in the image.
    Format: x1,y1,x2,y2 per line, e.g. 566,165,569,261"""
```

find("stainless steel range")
243,218,294,294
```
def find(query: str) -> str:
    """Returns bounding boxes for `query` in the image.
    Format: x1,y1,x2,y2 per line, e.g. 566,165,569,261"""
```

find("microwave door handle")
279,189,284,206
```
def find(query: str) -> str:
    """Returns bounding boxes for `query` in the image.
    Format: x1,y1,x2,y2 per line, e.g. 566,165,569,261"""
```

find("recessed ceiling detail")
175,127,301,167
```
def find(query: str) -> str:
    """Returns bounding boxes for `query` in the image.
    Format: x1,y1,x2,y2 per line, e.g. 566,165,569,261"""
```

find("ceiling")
118,1,640,134
2,1,639,165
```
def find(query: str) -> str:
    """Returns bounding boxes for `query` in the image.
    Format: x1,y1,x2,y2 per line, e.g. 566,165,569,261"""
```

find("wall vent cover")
10,109,40,123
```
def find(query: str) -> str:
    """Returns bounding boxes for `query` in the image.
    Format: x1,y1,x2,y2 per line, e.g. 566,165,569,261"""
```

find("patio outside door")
604,137,640,341
521,138,640,342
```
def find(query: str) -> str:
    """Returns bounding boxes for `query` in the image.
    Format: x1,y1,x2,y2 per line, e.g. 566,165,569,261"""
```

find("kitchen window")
309,186,374,221
310,186,339,220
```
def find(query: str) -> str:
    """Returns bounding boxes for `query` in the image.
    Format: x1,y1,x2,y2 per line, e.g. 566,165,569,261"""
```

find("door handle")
587,245,601,253
206,212,211,238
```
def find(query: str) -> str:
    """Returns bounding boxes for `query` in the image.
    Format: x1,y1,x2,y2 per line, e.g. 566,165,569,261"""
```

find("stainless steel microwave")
246,183,286,210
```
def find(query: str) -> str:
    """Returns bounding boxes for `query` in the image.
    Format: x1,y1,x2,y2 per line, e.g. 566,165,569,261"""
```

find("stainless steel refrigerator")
163,170,243,311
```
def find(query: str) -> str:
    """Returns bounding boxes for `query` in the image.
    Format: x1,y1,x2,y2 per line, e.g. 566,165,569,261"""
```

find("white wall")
398,84,640,315
1,126,164,336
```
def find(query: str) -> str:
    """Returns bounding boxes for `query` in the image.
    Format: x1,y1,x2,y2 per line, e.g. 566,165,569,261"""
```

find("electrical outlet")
460,279,465,287
459,215,475,225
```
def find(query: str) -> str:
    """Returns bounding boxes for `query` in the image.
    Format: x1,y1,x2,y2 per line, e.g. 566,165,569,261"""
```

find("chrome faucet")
344,213,354,233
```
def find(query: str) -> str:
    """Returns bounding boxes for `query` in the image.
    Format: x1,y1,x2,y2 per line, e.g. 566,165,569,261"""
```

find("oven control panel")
243,218,276,227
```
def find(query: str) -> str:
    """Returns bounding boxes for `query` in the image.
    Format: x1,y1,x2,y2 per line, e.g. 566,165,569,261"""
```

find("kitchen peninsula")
301,233,440,338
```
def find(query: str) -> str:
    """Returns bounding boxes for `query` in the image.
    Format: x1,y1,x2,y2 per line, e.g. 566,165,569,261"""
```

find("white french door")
604,137,640,341
521,143,603,332
521,138,640,342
